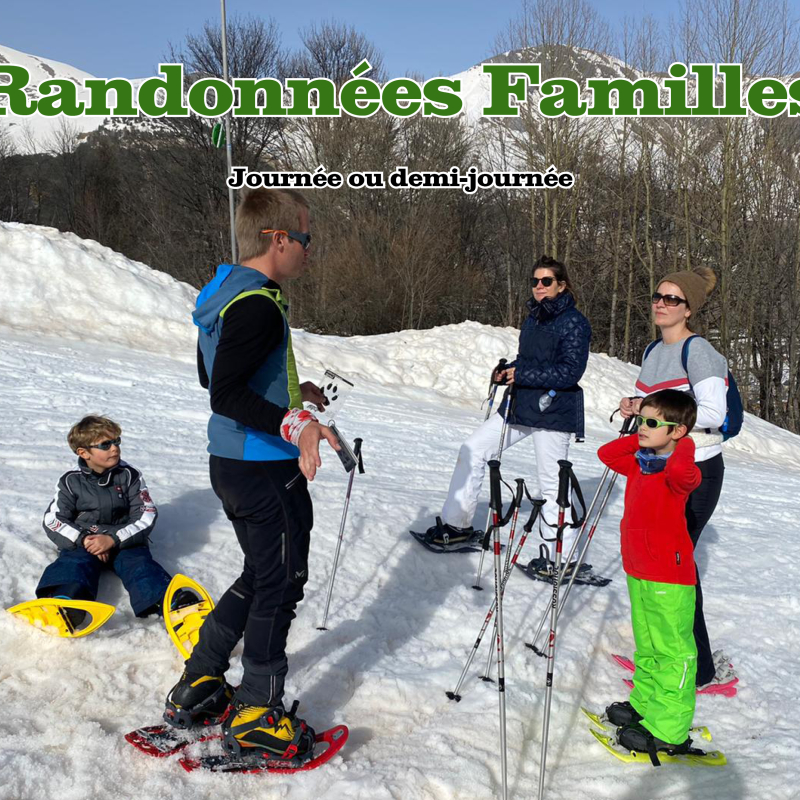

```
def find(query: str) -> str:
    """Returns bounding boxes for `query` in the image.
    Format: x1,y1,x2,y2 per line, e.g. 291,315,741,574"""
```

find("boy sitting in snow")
36,415,184,626
597,389,701,763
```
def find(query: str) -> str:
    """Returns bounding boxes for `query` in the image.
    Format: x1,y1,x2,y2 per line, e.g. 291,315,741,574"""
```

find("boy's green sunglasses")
636,415,678,430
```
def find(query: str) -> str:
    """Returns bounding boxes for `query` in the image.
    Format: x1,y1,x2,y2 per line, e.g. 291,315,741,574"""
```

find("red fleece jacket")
597,433,701,585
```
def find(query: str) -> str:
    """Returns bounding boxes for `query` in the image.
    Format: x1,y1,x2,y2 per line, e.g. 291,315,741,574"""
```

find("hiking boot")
617,722,691,765
605,700,643,727
425,517,476,546
223,700,315,759
163,672,233,729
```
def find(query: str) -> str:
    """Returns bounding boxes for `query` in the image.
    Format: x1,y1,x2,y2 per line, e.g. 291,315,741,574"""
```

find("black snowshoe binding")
516,544,611,586
171,588,203,611
223,699,316,763
605,700,643,727
164,672,234,730
60,606,88,630
616,722,693,766
410,516,483,553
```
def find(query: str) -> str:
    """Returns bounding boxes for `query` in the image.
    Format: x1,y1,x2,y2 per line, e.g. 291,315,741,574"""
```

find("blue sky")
3,0,799,79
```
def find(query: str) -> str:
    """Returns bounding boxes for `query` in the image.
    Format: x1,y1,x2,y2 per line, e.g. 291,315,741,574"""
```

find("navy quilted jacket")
502,293,591,437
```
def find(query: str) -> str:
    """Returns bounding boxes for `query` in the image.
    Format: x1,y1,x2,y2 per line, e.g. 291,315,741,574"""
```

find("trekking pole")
481,479,523,682
481,485,544,682
317,438,365,631
488,460,509,800
525,415,634,655
446,484,540,702
482,358,507,421
538,460,580,800
474,385,517,591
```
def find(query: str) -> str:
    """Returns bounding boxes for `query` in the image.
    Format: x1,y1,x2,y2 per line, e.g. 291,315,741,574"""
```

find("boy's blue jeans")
36,545,172,616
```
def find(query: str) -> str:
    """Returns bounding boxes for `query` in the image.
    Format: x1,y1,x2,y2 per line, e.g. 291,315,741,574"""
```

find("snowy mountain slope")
0,44,147,153
1,226,799,799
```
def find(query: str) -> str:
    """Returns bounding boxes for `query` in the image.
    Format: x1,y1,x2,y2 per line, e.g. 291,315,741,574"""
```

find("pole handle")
556,460,572,509
523,498,546,533
492,357,509,384
488,460,503,513
354,438,365,474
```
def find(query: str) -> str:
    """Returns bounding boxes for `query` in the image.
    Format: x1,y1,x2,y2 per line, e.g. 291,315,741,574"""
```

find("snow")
0,44,116,152
1,223,799,799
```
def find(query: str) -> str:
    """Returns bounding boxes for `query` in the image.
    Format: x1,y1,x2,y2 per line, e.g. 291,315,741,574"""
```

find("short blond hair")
235,188,309,263
68,415,122,453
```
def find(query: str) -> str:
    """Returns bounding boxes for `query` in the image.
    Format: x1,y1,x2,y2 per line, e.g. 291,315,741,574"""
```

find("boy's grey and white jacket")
42,459,158,550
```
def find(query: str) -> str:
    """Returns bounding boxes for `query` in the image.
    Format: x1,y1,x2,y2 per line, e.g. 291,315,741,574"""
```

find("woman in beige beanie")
618,267,732,691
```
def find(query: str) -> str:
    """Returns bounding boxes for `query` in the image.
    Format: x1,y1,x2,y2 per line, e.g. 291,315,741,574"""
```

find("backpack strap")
643,339,660,361
679,335,702,391
681,334,716,434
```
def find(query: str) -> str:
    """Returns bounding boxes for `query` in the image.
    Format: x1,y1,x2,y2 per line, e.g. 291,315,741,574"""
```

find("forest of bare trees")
1,0,799,432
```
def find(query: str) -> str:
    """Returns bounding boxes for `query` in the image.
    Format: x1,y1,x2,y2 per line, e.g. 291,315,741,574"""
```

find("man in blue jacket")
164,188,337,761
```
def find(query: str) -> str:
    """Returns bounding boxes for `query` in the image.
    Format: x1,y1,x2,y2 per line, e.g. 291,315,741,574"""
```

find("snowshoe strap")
647,736,661,767
278,720,306,760
229,705,285,737
429,517,447,545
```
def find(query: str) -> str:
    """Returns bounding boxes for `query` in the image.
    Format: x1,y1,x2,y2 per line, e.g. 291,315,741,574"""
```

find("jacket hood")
193,264,275,333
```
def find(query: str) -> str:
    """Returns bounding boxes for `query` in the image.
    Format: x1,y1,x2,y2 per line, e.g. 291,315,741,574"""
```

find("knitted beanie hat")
658,267,717,313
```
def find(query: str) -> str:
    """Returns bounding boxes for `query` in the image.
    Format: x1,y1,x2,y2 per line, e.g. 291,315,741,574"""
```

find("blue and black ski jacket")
193,264,303,461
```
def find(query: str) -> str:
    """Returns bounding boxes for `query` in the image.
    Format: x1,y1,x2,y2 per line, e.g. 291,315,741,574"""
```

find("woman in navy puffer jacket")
423,256,591,570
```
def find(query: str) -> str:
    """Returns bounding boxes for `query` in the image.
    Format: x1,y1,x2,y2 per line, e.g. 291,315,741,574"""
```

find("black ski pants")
686,453,724,686
187,456,312,707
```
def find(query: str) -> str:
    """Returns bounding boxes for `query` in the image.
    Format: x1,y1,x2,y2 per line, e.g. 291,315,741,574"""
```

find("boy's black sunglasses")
652,292,687,307
260,229,312,250
531,276,555,287
89,437,121,450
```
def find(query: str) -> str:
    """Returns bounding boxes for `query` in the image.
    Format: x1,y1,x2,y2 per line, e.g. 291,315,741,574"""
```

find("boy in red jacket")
597,389,701,762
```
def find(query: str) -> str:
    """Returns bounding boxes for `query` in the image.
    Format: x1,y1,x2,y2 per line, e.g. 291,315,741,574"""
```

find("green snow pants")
627,575,697,744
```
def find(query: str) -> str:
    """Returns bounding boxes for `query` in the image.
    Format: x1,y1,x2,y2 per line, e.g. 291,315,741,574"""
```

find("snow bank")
2,221,798,466
2,224,800,799
0,222,197,357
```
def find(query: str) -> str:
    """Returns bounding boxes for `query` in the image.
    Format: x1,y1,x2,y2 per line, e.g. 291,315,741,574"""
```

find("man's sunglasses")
260,229,312,251
636,415,678,430
651,292,687,307
531,276,556,287
88,437,121,450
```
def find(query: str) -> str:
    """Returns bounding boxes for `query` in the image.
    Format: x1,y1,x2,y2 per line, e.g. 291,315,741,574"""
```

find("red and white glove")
281,408,317,445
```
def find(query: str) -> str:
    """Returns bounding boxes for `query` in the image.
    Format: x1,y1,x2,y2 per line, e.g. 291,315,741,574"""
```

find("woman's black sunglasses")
652,292,687,307
531,277,555,287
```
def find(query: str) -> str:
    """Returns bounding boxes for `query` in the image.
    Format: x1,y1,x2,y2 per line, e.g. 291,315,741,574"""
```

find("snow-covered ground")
1,222,799,800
